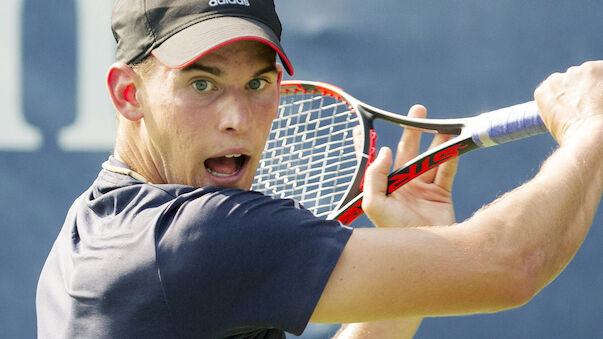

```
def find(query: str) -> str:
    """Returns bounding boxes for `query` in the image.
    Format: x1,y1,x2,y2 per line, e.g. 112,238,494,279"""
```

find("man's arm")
311,61,603,323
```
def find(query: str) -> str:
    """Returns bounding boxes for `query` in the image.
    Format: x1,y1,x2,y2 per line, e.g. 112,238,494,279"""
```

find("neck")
114,124,167,184
104,153,151,184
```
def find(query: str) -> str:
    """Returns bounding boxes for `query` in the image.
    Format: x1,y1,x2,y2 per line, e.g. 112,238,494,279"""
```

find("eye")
247,78,267,90
192,79,214,92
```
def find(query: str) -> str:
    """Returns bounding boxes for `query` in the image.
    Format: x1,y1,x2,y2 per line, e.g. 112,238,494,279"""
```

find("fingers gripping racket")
252,81,547,225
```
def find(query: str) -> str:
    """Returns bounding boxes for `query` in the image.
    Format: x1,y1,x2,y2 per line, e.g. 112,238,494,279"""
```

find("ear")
106,63,143,121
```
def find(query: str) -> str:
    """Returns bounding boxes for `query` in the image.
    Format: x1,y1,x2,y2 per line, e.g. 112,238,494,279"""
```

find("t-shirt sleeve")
155,188,353,338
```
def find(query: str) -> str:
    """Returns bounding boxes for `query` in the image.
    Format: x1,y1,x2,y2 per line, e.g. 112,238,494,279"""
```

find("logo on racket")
388,142,469,192
338,142,469,225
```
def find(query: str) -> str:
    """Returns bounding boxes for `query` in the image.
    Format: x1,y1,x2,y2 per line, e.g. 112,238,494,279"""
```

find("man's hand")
535,60,603,145
362,105,458,228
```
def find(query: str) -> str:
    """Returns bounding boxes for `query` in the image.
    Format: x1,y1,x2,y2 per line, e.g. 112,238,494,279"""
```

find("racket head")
253,81,547,224
251,81,374,219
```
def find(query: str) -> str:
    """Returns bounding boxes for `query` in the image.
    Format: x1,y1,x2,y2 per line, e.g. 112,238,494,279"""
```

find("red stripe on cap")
151,37,294,75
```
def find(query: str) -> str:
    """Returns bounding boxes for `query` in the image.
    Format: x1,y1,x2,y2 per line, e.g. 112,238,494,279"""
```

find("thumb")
363,147,392,199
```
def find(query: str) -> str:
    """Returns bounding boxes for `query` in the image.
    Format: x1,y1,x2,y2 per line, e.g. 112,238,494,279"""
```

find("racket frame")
271,81,545,225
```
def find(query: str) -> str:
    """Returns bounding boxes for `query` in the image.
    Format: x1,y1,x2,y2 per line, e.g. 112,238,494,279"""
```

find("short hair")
130,56,156,79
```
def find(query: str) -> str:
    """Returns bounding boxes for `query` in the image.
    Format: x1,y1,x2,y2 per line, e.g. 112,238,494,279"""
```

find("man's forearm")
467,128,603,298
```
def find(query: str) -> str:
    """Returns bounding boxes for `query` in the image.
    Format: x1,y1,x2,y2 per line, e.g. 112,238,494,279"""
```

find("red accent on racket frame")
337,139,472,225
387,142,469,193
280,81,346,101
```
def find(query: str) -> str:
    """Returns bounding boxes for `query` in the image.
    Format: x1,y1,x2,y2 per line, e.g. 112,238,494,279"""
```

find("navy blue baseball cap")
111,0,293,75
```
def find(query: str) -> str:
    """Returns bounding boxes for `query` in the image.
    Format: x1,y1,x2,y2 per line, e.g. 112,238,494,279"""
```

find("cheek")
146,76,202,135
254,104,278,143
147,98,206,159
141,82,180,134
254,92,280,127
167,106,212,156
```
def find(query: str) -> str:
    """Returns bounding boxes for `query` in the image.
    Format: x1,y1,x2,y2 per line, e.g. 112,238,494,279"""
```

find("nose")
217,90,251,134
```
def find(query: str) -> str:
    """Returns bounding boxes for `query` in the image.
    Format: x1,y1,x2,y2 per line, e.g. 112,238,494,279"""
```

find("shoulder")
156,186,347,241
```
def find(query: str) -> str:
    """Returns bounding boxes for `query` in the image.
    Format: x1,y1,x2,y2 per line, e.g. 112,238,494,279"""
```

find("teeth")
224,154,242,158
207,168,241,177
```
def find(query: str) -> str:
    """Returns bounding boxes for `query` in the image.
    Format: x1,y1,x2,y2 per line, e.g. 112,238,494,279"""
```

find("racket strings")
252,92,361,218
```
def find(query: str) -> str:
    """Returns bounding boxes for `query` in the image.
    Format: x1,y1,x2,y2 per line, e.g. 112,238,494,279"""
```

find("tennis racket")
252,80,547,225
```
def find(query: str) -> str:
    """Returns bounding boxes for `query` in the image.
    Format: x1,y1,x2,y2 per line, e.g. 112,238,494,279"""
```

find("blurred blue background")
1,1,601,338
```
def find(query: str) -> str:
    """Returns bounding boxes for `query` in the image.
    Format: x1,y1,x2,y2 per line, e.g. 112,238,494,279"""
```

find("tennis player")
36,0,602,338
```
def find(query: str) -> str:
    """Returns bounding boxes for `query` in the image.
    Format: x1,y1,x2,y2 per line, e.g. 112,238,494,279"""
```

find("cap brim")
151,16,293,75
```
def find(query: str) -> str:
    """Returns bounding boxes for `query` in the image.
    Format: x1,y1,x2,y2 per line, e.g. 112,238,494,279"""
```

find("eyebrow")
181,63,278,77
181,64,221,76
252,64,278,77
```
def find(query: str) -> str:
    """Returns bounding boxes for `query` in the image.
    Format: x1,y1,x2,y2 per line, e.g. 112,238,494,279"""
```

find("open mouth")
204,154,248,177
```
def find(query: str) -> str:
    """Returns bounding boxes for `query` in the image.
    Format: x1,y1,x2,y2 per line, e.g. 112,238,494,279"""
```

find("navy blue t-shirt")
37,157,353,338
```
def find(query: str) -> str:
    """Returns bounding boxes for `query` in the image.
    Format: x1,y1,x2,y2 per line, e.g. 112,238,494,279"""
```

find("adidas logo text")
209,0,250,7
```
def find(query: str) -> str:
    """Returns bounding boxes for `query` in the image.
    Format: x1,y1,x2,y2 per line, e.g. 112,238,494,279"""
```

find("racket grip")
471,101,548,148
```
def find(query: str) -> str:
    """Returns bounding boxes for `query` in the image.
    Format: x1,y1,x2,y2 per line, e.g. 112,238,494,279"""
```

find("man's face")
135,40,281,189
